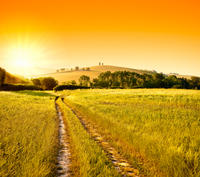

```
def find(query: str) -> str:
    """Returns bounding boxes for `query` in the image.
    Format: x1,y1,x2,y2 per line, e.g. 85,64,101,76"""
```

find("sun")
11,47,34,68
4,36,47,76
10,46,37,68
6,41,43,71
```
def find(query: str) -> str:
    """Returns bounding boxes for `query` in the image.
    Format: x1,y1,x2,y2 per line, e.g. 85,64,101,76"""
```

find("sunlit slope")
0,67,26,84
90,65,152,73
4,72,26,84
36,65,153,83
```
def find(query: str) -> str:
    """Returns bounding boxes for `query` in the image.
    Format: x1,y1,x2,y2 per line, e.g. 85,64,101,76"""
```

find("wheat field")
0,91,58,177
1,89,200,177
61,89,200,176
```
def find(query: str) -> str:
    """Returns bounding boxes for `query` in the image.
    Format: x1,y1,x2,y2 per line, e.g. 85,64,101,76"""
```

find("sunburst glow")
11,47,34,68
4,37,47,76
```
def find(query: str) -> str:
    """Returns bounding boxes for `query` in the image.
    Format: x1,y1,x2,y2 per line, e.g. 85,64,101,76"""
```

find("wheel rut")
62,98,140,177
55,98,72,177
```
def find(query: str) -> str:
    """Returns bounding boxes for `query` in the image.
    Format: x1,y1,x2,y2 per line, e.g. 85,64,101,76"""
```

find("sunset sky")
0,0,200,76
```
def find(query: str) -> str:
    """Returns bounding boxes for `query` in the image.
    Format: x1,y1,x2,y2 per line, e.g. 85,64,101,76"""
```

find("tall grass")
57,99,120,177
62,89,200,177
0,91,58,177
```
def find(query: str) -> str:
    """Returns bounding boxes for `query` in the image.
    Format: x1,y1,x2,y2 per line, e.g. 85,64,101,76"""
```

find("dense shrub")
54,85,90,91
0,84,41,91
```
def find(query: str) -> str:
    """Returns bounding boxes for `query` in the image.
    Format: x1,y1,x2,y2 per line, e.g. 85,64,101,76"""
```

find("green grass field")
0,91,58,177
61,89,200,177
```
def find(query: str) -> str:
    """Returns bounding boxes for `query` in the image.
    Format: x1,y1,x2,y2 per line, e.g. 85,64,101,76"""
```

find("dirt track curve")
62,97,140,177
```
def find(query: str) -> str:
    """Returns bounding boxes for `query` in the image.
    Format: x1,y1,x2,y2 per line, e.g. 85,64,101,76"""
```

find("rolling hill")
34,65,155,83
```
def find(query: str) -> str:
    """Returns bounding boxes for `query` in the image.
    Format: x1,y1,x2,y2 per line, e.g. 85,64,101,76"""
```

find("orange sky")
0,0,200,76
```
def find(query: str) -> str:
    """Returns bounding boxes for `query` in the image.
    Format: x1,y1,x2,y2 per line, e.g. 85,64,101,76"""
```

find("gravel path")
55,102,71,177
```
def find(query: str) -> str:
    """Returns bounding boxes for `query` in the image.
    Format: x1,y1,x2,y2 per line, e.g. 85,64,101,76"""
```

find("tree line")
32,77,90,91
79,71,200,89
1,66,200,91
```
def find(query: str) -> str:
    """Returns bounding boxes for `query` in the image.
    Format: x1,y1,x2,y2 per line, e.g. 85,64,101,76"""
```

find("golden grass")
62,89,200,177
0,91,58,177
57,98,120,177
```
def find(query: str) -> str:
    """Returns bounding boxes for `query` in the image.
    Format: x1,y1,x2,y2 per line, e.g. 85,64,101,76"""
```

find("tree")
190,77,200,89
64,80,77,85
40,77,58,90
71,80,77,85
179,78,190,89
163,75,178,88
79,75,90,87
31,78,41,87
136,77,145,88
152,73,165,88
112,81,120,87
0,67,6,86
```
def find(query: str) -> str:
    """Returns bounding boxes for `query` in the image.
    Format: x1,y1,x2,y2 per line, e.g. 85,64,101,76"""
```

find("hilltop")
35,65,154,83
